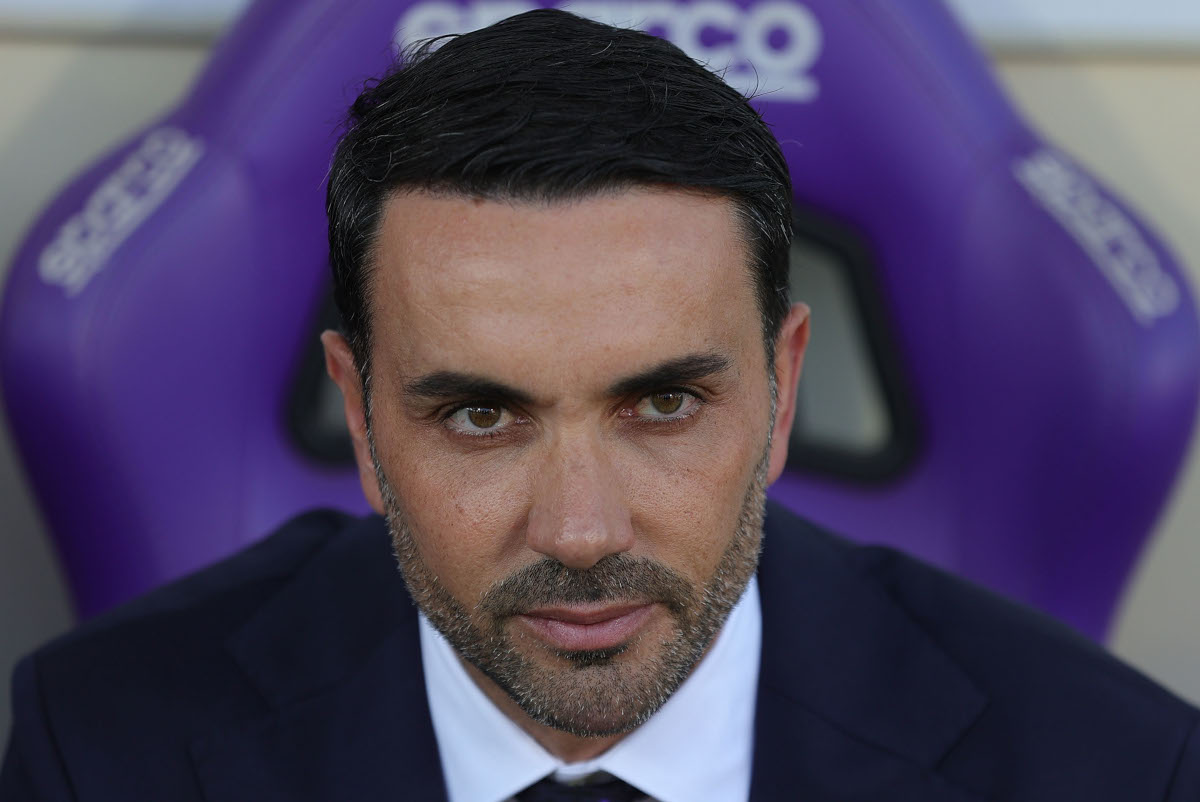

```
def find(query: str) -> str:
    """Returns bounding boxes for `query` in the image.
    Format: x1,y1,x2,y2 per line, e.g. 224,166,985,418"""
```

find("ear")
320,330,385,515
765,303,811,485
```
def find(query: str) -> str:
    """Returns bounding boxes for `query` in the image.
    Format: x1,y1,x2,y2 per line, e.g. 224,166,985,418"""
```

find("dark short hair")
327,8,793,377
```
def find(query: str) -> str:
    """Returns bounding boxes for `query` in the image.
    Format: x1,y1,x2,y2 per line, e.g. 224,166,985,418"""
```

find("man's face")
325,188,807,737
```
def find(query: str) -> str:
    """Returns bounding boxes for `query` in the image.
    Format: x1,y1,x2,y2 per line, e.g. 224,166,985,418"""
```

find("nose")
525,432,635,569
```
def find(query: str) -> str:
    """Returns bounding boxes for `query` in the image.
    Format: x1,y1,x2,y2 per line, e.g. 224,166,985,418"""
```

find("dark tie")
515,773,647,802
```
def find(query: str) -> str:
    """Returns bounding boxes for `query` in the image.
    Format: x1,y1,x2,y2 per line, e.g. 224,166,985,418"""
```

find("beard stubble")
372,433,770,737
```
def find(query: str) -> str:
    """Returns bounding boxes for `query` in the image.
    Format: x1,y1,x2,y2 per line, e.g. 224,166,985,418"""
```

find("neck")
458,656,626,762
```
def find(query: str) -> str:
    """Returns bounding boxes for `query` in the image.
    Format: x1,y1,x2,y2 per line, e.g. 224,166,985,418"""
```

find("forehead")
370,189,762,384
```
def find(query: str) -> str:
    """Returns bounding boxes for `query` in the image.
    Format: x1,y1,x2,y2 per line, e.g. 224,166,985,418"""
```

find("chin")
485,622,702,737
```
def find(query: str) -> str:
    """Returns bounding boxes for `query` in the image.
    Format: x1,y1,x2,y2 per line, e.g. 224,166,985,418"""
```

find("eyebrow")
401,351,733,407
605,351,733,398
402,373,536,406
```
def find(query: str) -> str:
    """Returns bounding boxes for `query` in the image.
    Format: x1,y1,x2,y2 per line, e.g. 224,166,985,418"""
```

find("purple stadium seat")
3,0,1197,641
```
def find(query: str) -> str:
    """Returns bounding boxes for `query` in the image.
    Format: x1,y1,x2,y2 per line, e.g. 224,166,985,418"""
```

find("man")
3,9,1199,801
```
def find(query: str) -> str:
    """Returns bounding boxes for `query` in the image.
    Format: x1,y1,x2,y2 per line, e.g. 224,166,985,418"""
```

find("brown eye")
446,405,518,437
632,390,699,421
466,407,502,429
650,392,684,415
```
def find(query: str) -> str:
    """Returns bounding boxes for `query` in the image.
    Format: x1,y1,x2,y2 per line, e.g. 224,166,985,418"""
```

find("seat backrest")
3,0,1197,639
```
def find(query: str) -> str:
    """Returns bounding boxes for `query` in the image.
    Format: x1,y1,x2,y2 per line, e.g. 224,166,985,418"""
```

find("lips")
517,602,655,652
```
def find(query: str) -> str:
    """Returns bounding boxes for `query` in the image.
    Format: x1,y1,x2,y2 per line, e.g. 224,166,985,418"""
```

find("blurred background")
1,0,1199,736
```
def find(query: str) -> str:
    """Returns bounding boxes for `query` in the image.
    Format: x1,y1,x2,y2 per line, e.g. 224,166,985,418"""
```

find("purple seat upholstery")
3,0,1197,639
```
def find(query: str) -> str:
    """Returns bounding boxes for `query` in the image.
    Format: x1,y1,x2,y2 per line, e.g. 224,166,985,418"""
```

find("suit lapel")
189,515,448,802
749,504,988,801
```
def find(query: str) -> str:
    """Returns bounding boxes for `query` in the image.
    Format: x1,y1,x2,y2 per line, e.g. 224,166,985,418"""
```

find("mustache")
478,553,694,618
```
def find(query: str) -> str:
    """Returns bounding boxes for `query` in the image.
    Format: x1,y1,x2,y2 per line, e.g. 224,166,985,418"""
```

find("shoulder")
36,508,359,669
4,509,383,795
761,501,1193,719
852,538,1193,718
761,502,1200,799
860,542,1199,798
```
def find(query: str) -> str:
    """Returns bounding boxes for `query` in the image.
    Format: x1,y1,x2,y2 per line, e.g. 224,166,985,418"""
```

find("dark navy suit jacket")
3,502,1199,801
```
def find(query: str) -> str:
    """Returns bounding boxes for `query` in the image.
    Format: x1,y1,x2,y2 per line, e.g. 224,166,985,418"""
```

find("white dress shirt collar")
419,577,762,802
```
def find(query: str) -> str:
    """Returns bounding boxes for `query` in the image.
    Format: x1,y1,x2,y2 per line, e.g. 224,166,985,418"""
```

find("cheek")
376,421,534,602
619,407,765,579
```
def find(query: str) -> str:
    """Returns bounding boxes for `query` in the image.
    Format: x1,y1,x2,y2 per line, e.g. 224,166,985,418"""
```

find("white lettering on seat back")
395,0,823,102
1014,148,1180,326
38,127,204,298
